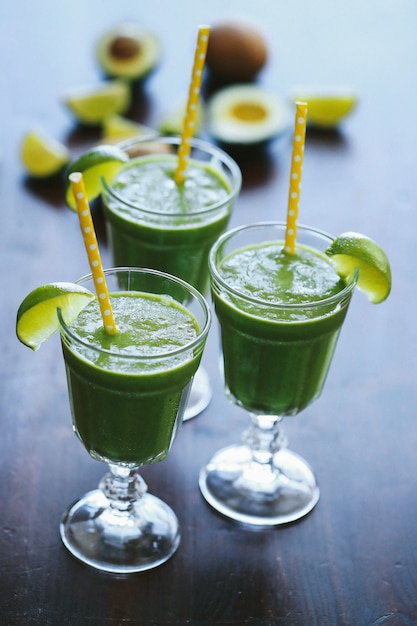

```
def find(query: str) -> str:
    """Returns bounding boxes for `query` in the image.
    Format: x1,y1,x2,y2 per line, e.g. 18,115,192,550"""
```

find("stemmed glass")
100,135,242,419
199,222,357,526
59,268,210,573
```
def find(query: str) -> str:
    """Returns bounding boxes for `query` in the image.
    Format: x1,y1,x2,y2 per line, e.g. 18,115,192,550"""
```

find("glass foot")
199,444,319,526
60,487,180,573
183,365,212,421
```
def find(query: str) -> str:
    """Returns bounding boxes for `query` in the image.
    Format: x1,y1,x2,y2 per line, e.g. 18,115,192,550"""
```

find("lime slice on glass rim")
16,283,95,351
21,129,70,178
65,144,129,210
63,80,131,125
325,232,391,303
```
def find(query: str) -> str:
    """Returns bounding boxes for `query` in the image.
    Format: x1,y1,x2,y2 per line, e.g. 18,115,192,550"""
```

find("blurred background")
3,0,415,152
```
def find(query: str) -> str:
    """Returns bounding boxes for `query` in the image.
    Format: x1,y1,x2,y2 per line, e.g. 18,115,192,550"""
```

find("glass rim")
58,267,211,360
101,134,242,218
209,221,358,311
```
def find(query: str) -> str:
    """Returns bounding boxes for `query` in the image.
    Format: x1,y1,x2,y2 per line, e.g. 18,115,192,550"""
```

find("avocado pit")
109,36,141,61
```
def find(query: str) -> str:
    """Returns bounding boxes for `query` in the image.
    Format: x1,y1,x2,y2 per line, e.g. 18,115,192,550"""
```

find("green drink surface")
70,291,199,364
219,242,346,307
103,155,236,293
62,292,201,465
213,242,351,415
112,155,230,216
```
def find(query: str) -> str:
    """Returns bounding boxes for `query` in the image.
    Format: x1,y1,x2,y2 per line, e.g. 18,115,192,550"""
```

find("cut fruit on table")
207,84,291,145
65,144,129,210
16,283,95,351
21,129,70,178
156,100,205,136
102,115,156,141
290,88,357,128
63,80,131,125
325,232,391,303
96,22,161,82
205,20,269,83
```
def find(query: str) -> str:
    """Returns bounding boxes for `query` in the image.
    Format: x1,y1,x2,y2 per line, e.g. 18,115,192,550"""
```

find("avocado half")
207,84,291,146
96,22,161,82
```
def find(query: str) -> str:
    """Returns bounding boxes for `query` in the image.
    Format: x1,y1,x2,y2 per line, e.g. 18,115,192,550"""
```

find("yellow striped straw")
284,102,308,254
69,172,117,335
174,25,210,184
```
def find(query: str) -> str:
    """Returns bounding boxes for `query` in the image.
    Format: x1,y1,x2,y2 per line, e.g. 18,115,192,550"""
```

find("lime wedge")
21,129,70,178
291,88,357,128
156,100,204,136
65,144,129,210
325,232,391,303
102,114,155,141
63,80,131,125
16,283,95,351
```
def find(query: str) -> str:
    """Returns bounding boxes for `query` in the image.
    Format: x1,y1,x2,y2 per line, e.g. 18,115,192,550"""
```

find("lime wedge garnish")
291,88,357,128
21,129,70,178
63,80,131,125
325,232,391,303
16,283,95,351
65,144,129,210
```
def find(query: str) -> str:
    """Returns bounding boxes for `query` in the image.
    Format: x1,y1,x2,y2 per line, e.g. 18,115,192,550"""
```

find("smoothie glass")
101,135,242,419
200,222,357,526
59,268,210,573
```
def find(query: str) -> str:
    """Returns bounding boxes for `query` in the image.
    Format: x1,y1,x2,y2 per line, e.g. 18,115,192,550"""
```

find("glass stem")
99,465,148,514
243,414,287,467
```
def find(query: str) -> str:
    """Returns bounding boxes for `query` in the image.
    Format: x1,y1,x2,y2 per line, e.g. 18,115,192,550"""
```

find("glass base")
183,365,212,421
199,444,320,526
60,488,180,573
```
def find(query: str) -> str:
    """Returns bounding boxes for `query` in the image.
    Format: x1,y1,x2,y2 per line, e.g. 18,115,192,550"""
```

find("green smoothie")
60,291,201,466
102,153,237,293
212,241,352,416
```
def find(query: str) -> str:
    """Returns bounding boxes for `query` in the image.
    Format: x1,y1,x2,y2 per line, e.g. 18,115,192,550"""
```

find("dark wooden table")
2,2,416,624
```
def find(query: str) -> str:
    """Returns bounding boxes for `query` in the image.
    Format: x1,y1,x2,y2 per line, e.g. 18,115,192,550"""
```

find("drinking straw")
69,172,117,335
284,102,308,254
174,25,210,184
